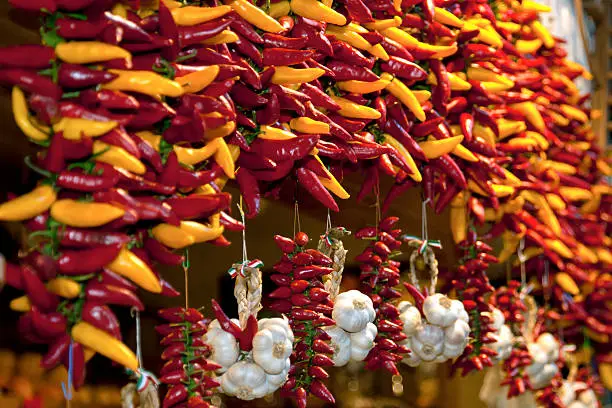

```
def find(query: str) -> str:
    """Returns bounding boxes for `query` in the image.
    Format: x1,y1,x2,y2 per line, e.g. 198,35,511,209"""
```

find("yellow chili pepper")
450,192,468,244
382,74,425,121
259,125,297,140
462,22,502,48
576,243,598,264
520,190,561,236
269,0,291,17
368,44,390,61
136,131,161,151
47,278,81,299
585,329,609,345
50,199,125,228
467,67,514,88
311,155,349,199
270,66,325,85
596,159,611,176
520,0,551,13
452,144,479,162
170,5,232,25
175,66,219,93
230,0,284,32
384,134,422,182
325,26,373,54
530,21,554,48
337,78,390,94
484,208,502,222
545,239,573,259
580,193,601,214
93,141,146,175
545,193,566,211
55,117,118,141
10,296,31,312
524,131,550,150
418,135,464,159
204,121,236,140
473,125,496,146
55,42,131,64
516,38,543,54
289,118,330,134
510,102,545,132
111,2,128,18
412,90,431,104
179,221,224,243
213,137,235,178
496,119,526,140
433,7,464,27
107,248,161,293
201,30,239,45
151,224,195,249
161,0,183,8
497,229,525,263
546,160,577,175
12,87,49,141
559,104,588,123
0,185,56,222
507,137,540,151
427,72,472,91
491,184,514,197
559,186,593,202
330,96,381,120
468,179,488,196
496,21,521,33
594,247,612,265
72,322,138,370
174,139,220,166
345,23,367,33
381,27,418,47
364,16,402,31
102,70,184,98
290,0,346,26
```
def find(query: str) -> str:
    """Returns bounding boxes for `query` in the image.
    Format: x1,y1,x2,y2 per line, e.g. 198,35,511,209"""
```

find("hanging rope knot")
402,235,442,254
228,259,264,278
320,226,351,249
135,369,160,393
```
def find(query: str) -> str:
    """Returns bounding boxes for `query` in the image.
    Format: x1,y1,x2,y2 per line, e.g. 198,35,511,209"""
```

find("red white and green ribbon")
402,235,442,254
228,259,264,278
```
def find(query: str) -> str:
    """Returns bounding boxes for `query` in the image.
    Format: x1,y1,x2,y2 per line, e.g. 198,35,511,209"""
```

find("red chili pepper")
85,282,144,311
239,314,258,351
327,60,378,81
164,384,188,408
58,244,122,275
296,167,339,211
0,69,61,99
310,379,335,403
41,334,70,370
81,302,122,340
21,265,58,311
263,48,315,66
210,299,242,338
380,38,414,61
230,17,264,44
30,306,66,338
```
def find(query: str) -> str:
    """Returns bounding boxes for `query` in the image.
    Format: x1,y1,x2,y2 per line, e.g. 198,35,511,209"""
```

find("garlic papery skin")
398,301,423,337
400,339,422,367
535,332,559,362
349,322,377,361
204,319,240,373
220,361,269,400
442,342,465,359
526,343,547,376
252,325,294,374
530,363,558,389
559,381,577,406
324,325,351,367
490,325,513,361
257,317,294,343
411,323,444,362
265,359,291,394
444,319,470,346
332,290,376,333
423,294,460,328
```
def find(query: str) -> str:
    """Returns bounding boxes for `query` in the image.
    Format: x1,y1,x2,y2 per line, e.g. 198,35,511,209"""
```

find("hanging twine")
405,200,439,295
517,237,527,297
122,309,159,408
318,211,350,302
231,202,263,328
521,295,538,344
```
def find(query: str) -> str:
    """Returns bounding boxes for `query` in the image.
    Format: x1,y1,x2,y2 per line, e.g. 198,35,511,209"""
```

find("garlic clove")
423,294,458,327
252,325,293,375
349,322,377,361
220,361,268,400
324,325,351,367
444,319,470,346
399,304,423,337
442,341,465,359
265,359,291,394
400,339,422,367
413,324,444,361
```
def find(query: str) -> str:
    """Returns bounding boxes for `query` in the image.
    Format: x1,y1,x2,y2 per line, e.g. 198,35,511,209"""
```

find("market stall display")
0,0,608,406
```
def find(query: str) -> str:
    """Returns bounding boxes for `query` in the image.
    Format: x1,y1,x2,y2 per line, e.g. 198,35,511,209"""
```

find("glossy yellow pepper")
510,102,545,132
364,16,402,31
290,0,346,26
433,7,464,27
289,118,330,134
179,221,224,243
337,78,390,94
496,119,526,139
93,141,146,175
545,193,566,211
559,186,593,202
55,117,118,141
467,67,514,88
530,21,554,48
428,72,472,91
12,87,49,141
107,248,161,293
382,73,425,121
170,5,232,25
9,296,31,312
103,70,184,98
452,144,479,162
516,38,543,54
497,229,525,263
259,125,297,140
520,0,551,13
418,135,464,159
270,66,325,85
204,120,236,140
55,42,131,64
174,139,220,166
151,224,195,249
175,65,219,94
202,30,239,45
0,185,56,222
331,96,381,120
311,155,349,199
72,322,138,370
269,0,291,17
213,137,235,178
384,134,421,182
576,243,598,264
47,278,81,299
412,90,431,104
50,199,125,228
545,239,573,259
524,131,550,150
560,104,588,123
450,192,468,244
496,21,521,33
229,0,284,32
136,131,161,151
